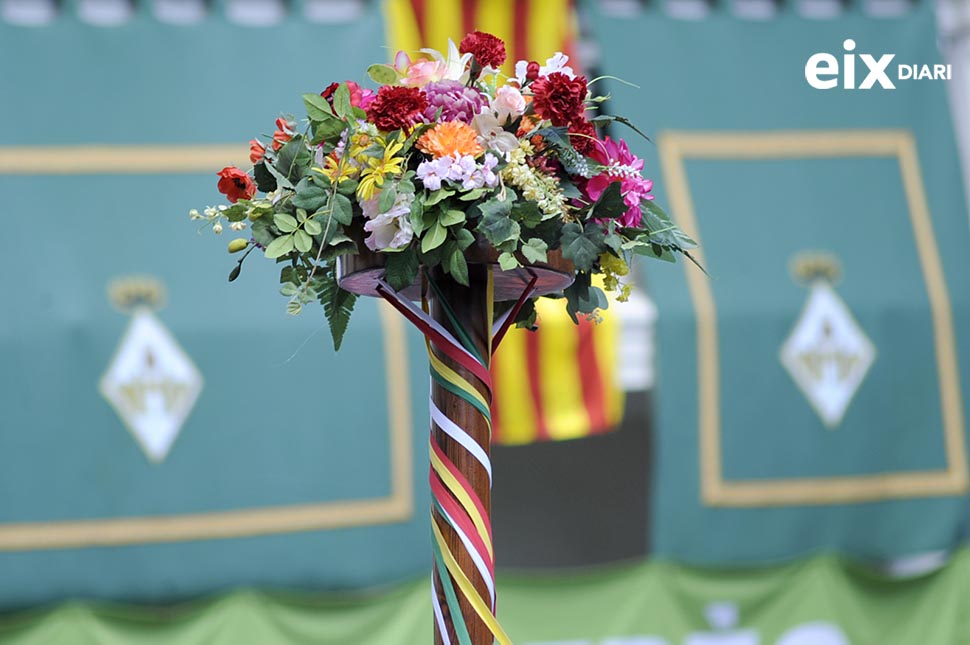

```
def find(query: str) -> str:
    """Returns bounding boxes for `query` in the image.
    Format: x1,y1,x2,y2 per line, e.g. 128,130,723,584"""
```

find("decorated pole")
369,251,562,645
427,266,495,644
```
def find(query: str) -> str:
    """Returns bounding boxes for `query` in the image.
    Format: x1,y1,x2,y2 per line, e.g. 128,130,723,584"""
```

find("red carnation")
459,31,507,70
366,85,428,132
217,166,256,203
531,72,588,127
568,118,598,157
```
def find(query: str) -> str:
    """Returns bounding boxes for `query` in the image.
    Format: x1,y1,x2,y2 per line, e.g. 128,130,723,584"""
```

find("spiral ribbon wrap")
377,270,536,645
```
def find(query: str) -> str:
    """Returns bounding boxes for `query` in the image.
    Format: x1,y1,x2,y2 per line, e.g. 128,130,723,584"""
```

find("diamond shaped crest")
780,281,875,428
100,309,203,462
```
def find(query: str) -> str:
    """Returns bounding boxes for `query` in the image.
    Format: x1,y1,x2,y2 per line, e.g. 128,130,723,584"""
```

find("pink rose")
491,85,526,123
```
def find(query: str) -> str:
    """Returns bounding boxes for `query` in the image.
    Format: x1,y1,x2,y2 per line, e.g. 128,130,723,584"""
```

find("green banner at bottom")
3,550,969,644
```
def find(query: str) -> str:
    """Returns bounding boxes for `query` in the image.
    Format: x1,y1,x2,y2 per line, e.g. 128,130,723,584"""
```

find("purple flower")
422,80,487,124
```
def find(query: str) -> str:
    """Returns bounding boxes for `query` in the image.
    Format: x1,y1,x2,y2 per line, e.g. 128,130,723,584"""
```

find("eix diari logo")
805,39,952,89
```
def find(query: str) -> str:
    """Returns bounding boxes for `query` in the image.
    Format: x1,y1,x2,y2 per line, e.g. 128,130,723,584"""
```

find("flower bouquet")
192,31,697,350
190,31,698,644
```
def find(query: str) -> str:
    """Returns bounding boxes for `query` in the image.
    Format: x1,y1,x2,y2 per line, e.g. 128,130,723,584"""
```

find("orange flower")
417,121,484,158
517,114,539,138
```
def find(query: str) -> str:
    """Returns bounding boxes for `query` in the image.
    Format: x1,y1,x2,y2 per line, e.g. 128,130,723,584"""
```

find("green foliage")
564,273,609,323
561,222,605,271
384,247,419,291
317,266,357,351
521,238,548,264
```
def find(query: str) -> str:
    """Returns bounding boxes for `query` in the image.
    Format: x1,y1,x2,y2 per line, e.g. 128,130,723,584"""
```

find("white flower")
514,52,576,84
212,221,223,234
491,86,526,123
359,192,415,251
472,113,519,157
419,39,472,83
230,221,247,231
540,52,575,78
416,159,445,191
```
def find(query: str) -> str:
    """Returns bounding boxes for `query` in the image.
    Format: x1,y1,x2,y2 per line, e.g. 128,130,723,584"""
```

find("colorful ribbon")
377,269,525,645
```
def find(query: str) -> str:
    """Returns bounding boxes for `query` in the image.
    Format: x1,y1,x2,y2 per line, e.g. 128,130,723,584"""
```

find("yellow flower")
314,153,359,184
417,121,484,158
357,139,405,201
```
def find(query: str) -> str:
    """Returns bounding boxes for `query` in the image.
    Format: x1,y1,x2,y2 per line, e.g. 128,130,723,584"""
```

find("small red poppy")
217,166,256,203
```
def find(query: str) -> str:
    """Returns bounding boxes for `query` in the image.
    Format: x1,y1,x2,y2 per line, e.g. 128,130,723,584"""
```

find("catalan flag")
382,0,625,444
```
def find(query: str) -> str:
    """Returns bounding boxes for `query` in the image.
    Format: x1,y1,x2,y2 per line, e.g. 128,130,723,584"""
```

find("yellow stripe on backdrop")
381,0,625,445
491,324,539,444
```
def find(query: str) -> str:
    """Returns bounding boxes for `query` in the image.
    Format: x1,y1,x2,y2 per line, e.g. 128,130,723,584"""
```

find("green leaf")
317,267,357,351
264,234,295,259
273,213,298,233
378,184,397,212
253,162,277,193
367,63,399,85
251,218,275,248
336,179,358,195
439,209,466,227
641,199,697,249
589,114,653,143
293,229,312,253
384,247,419,291
560,222,605,271
319,237,358,261
422,221,448,253
280,283,299,297
311,115,347,144
564,273,608,323
448,249,469,286
589,181,626,221
459,188,486,202
303,93,334,122
511,201,543,228
287,300,303,316
304,218,323,236
454,227,475,251
409,198,426,235
513,298,537,330
498,252,520,270
476,200,519,246
280,266,300,285
275,136,311,184
521,238,548,264
333,84,353,120
329,193,354,226
292,184,329,211
424,188,455,207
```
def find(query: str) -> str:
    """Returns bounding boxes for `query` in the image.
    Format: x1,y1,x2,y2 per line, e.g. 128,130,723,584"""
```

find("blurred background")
1,0,969,643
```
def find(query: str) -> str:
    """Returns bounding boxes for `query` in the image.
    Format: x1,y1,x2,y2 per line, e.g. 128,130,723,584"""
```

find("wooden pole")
429,265,494,645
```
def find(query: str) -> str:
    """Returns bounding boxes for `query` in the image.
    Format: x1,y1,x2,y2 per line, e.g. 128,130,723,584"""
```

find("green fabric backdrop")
592,2,970,563
3,551,970,644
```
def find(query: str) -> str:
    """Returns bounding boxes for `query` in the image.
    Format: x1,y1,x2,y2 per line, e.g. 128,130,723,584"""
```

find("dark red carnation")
568,118,598,157
531,72,588,127
525,61,540,82
366,85,428,132
459,31,507,70
217,166,256,203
